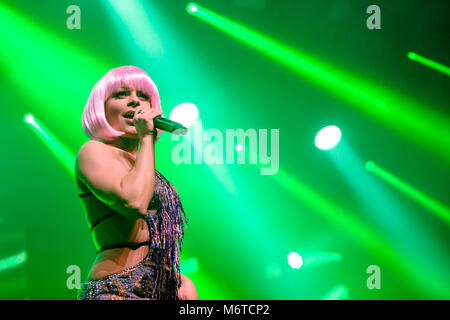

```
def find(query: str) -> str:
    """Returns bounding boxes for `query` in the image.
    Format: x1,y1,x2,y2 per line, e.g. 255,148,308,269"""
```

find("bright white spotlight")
315,125,341,150
187,4,198,13
24,114,39,129
24,114,34,124
287,252,303,269
169,102,199,128
235,144,242,151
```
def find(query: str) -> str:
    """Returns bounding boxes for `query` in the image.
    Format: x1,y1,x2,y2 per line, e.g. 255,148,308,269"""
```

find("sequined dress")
77,170,188,300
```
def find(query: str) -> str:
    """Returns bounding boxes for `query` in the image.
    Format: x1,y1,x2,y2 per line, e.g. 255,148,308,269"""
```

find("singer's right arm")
75,136,156,220
119,135,156,214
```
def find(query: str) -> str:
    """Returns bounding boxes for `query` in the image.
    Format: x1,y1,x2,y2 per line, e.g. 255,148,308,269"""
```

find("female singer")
75,66,197,300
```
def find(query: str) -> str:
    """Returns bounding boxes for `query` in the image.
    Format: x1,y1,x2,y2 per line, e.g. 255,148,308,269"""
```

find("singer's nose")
128,98,140,107
127,91,140,107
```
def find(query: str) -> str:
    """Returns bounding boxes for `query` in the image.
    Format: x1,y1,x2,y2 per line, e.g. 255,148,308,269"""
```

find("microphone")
154,117,187,135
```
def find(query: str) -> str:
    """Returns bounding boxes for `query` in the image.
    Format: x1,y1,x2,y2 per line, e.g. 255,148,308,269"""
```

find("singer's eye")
113,91,128,98
138,91,149,100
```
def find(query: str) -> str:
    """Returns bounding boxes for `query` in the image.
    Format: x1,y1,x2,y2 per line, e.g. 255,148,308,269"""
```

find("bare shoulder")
78,139,110,156
75,140,117,178
74,140,143,218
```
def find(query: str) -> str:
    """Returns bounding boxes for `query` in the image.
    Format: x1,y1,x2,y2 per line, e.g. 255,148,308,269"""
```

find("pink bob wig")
81,66,163,142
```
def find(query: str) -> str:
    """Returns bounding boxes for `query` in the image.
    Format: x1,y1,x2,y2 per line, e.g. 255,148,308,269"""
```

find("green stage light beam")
322,284,349,300
103,0,163,57
0,251,27,272
171,119,238,195
174,121,288,268
328,140,446,247
408,52,450,76
366,161,450,225
102,0,198,88
186,3,450,164
232,100,448,298
287,251,342,270
0,2,111,144
327,140,449,297
300,251,343,270
272,168,449,299
250,141,450,298
24,114,75,176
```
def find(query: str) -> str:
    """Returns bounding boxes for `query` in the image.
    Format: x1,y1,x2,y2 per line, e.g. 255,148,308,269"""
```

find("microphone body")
154,117,187,135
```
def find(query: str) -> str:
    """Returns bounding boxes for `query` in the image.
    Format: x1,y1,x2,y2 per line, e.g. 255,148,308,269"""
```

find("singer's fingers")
135,105,151,113
147,110,163,117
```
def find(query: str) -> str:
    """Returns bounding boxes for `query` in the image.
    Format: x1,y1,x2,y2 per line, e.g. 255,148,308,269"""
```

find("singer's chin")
124,122,136,130
122,128,138,138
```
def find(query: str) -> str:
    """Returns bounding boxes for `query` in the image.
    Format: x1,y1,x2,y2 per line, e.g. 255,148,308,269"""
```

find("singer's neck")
108,137,139,156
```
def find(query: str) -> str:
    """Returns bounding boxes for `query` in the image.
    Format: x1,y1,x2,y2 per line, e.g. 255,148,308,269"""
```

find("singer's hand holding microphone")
133,106,187,140
133,106,163,140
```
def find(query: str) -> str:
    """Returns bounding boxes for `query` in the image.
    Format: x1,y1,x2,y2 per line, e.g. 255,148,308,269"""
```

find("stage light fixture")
315,125,341,150
287,252,303,269
169,102,199,128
